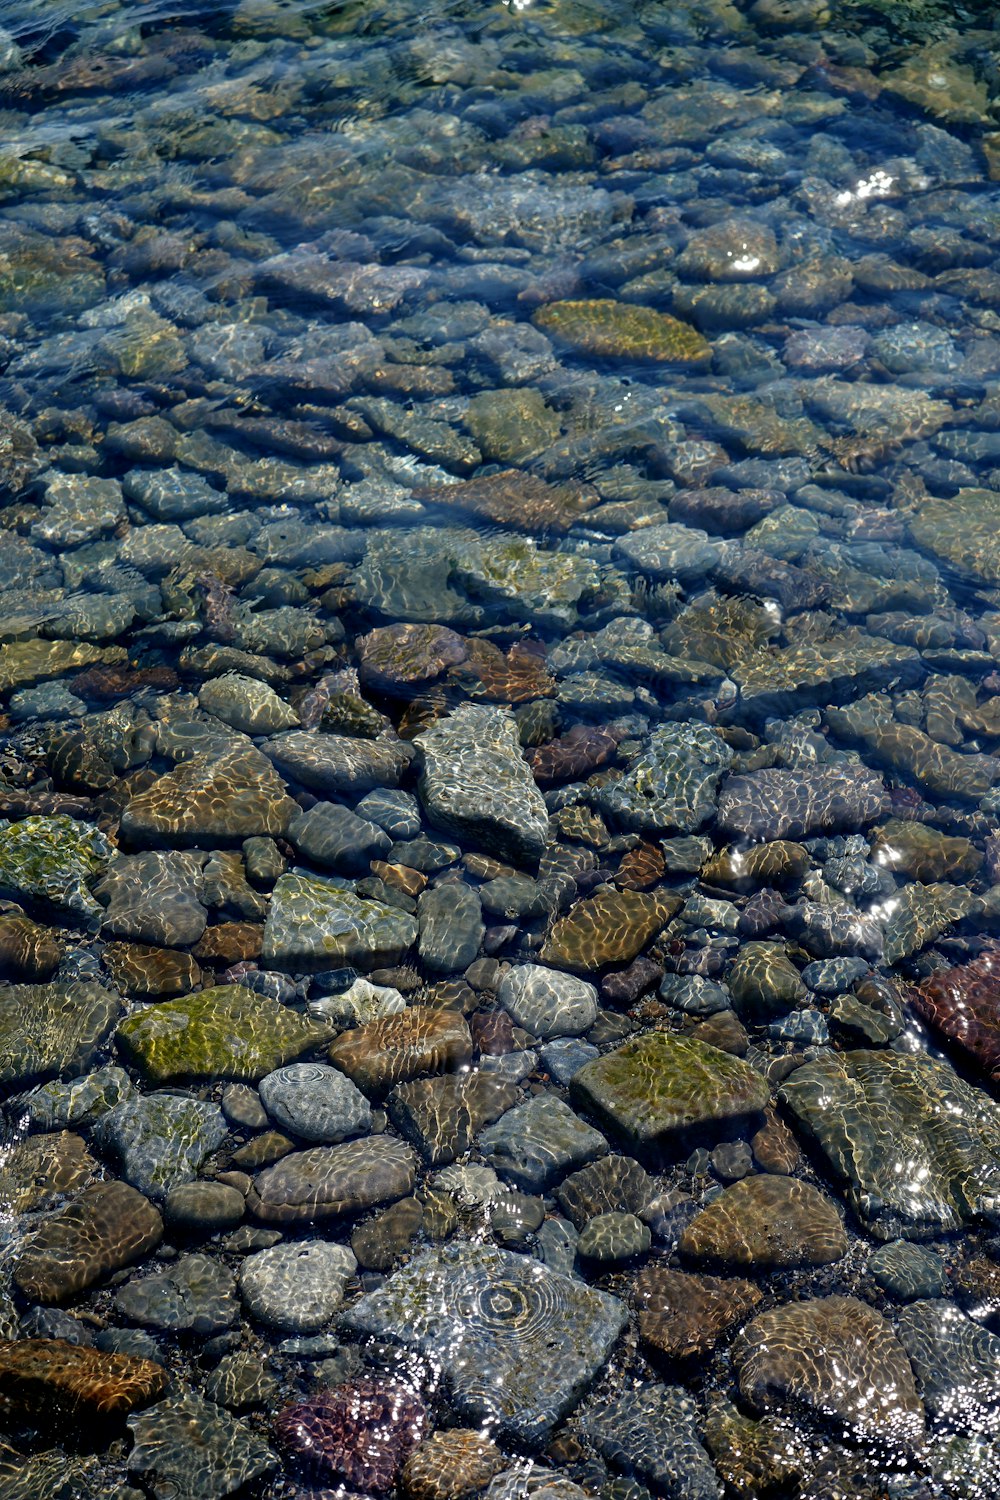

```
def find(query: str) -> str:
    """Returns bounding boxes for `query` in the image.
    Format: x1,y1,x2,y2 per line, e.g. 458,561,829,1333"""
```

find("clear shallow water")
5,0,1000,1496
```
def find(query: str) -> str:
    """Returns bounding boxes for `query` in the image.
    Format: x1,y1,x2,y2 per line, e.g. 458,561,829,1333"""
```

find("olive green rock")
262,871,418,972
116,985,331,1084
571,1032,769,1154
0,982,120,1090
533,299,711,364
0,815,115,927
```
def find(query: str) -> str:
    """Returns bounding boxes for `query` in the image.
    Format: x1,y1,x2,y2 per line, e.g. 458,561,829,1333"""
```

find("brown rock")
751,1105,802,1174
0,913,63,979
540,887,681,973
192,922,263,965
102,942,201,998
1,1131,95,1213
402,1429,504,1500
0,1339,167,1427
14,1181,163,1304
329,1006,473,1095
679,1175,848,1270
633,1266,762,1361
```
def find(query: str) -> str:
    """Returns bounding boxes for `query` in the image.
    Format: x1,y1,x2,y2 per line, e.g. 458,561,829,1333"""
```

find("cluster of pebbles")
6,0,1000,1497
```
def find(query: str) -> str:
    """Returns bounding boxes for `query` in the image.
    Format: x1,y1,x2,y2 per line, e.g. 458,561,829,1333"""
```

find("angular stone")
595,724,733,835
541,887,680,974
128,1393,277,1500
555,1155,654,1228
413,470,599,535
95,851,208,947
0,815,115,927
247,1136,417,1223
388,1073,520,1166
341,1242,627,1443
116,985,330,1085
14,1181,163,1304
908,946,1000,1081
93,1092,227,1200
102,943,201,998
909,488,1000,586
288,800,391,874
881,881,980,965
571,1033,769,1154
329,1006,473,1094
120,746,298,847
633,1266,762,1362
733,1295,925,1447
478,1095,607,1192
717,765,889,841
0,1339,166,1427
0,913,63,979
895,1299,1000,1428
198,673,298,734
266,729,409,794
679,1175,848,1270
414,705,549,867
114,1253,239,1335
0,981,119,1090
418,882,484,973
780,1048,1000,1239
262,871,417,972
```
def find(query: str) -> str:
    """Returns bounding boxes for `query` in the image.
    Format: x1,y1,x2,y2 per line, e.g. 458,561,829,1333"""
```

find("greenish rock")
0,639,123,694
414,705,549,867
116,985,331,1085
728,943,807,1019
450,533,601,631
22,1064,133,1131
571,1033,769,1155
881,881,980,964
0,982,119,1089
780,1048,1000,1240
340,1241,627,1443
262,871,418,972
595,724,733,834
577,1211,652,1264
0,815,115,926
198,673,299,734
128,1393,277,1500
533,300,711,364
93,1092,228,1200
464,388,562,464
869,819,983,884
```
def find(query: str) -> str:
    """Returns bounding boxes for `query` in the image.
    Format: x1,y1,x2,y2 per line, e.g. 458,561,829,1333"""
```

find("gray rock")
595,724,733,834
287,801,391,874
94,851,208,947
539,1038,600,1084
896,1299,1000,1428
355,787,422,840
868,1242,946,1301
578,1383,721,1500
498,964,598,1039
262,870,417,972
21,1065,133,1130
93,1092,227,1201
266,730,409,794
239,1240,356,1333
115,1253,239,1335
414,705,549,866
128,1393,277,1499
613,522,723,583
340,1241,627,1442
577,1211,651,1264
258,1062,372,1143
478,1095,607,1192
418,881,484,973
198,674,298,735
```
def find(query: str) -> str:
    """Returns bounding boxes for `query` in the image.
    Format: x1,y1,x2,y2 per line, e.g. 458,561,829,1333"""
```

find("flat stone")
163,1181,245,1234
388,1073,520,1166
541,887,680,973
533,300,710,364
613,523,723,583
239,1240,356,1332
577,1383,722,1500
262,871,418,972
895,1298,1000,1428
116,985,330,1085
596,724,732,835
868,1241,947,1301
120,745,298,846
577,1211,651,1264
907,946,1000,1081
478,1095,607,1192
114,1253,239,1335
128,1393,277,1500
258,1061,372,1142
572,1032,769,1155
102,943,201,998
0,912,63,979
733,1295,925,1447
0,1338,166,1427
679,1175,847,1270
287,801,391,874
266,729,409,794
497,964,597,1039
414,705,549,867
717,765,889,841
418,882,484,973
780,1048,1000,1240
341,1242,627,1443
95,851,208,947
0,981,119,1089
329,1006,473,1094
247,1135,417,1223
14,1181,163,1304
881,881,980,965
401,1429,505,1500
93,1091,227,1200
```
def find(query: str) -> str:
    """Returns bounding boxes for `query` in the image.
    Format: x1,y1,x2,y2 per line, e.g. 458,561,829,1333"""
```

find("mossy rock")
533,299,711,364
116,985,331,1084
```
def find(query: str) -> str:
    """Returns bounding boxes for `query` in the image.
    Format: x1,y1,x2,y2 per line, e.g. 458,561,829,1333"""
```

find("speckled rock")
571,1033,769,1154
717,766,889,841
0,816,115,926
402,1429,505,1500
121,746,298,847
93,1091,227,1200
116,985,330,1084
275,1378,426,1493
262,871,418,972
595,724,733,834
733,1296,924,1446
679,1175,847,1270
14,1181,163,1304
239,1240,356,1332
341,1241,627,1443
258,1062,372,1142
533,300,710,364
247,1135,417,1223
414,706,549,867
478,1094,607,1192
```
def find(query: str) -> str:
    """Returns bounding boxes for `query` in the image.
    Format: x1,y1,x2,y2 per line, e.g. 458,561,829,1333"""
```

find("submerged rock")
120,745,298,846
533,300,711,363
262,871,418,972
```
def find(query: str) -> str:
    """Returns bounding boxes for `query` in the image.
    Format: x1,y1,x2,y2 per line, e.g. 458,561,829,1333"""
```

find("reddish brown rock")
456,639,555,704
192,922,263,965
529,724,620,785
329,1006,473,1094
615,842,666,891
908,946,1000,1081
541,887,681,973
102,942,202,998
751,1105,802,1174
0,1339,167,1427
275,1379,427,1492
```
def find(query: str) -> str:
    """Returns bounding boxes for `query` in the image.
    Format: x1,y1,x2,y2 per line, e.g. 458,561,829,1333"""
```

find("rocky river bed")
7,0,1000,1496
